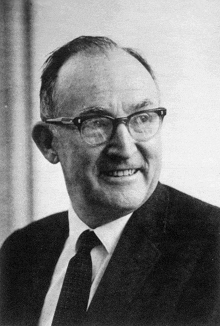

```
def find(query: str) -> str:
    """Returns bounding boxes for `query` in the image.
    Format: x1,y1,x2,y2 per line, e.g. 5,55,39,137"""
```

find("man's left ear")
32,122,60,164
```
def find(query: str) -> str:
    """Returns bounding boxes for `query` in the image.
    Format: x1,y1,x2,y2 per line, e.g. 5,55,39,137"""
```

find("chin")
101,191,149,215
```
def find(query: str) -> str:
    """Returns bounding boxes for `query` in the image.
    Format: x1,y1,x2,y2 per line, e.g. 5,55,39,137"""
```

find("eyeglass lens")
81,112,160,145
82,117,112,145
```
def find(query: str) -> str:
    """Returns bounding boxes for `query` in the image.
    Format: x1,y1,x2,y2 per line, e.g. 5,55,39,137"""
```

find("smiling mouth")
102,169,139,177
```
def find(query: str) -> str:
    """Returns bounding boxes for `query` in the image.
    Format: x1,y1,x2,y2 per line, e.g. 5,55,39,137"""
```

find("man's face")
52,49,162,226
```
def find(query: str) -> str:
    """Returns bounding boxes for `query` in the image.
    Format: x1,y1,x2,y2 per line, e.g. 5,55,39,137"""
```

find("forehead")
55,49,159,114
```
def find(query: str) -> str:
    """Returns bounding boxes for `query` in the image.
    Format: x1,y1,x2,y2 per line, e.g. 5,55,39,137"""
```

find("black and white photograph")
0,1,220,325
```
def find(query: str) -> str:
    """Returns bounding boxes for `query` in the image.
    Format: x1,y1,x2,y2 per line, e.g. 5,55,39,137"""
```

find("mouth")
101,169,139,177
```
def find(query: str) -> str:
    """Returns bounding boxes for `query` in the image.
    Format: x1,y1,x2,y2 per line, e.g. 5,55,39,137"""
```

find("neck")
70,200,134,229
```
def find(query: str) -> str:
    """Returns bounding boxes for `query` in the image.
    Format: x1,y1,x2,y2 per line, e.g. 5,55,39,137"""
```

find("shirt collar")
68,203,132,254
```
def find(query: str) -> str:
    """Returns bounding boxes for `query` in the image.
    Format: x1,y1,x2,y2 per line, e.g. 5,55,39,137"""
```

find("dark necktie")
52,230,101,326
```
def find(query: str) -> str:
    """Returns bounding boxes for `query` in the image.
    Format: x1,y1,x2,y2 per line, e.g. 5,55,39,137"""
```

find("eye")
133,113,151,125
138,114,150,122
82,117,112,130
89,117,110,128
81,116,113,145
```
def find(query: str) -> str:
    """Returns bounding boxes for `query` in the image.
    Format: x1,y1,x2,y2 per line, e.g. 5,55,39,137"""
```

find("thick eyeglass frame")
43,107,167,145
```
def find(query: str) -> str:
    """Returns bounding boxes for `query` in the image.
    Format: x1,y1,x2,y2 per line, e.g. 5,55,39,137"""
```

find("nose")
105,123,137,159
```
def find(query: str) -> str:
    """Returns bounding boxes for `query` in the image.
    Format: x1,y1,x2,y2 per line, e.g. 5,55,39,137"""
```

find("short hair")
40,36,158,119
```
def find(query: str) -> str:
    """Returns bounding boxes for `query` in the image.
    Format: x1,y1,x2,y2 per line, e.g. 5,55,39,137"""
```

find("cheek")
141,137,162,197
140,135,162,166
57,136,100,184
54,135,80,179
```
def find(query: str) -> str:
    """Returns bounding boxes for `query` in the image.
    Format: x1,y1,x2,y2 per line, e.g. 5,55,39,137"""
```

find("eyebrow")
80,99,154,116
80,107,109,116
132,99,154,110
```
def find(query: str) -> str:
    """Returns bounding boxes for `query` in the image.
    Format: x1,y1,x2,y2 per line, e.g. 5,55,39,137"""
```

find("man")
0,36,220,326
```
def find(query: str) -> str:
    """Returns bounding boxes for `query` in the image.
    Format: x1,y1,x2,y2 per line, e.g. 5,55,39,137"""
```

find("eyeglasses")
43,107,167,146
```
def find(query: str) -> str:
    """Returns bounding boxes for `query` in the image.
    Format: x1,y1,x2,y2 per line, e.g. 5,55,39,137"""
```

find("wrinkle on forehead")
80,99,155,115
54,49,160,115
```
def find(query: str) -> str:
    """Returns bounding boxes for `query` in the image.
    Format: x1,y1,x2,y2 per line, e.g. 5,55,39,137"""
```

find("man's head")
33,36,165,227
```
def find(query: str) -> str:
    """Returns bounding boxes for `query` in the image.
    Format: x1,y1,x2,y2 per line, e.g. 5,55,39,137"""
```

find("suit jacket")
1,183,220,326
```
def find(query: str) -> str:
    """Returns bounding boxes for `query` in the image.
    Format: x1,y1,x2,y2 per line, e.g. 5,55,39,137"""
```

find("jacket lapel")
86,183,170,323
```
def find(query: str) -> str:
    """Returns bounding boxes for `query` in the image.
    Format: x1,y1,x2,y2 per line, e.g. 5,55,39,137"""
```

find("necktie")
52,230,101,326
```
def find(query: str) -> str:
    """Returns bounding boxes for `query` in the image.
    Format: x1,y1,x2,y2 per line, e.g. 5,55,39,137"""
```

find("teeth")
106,169,137,177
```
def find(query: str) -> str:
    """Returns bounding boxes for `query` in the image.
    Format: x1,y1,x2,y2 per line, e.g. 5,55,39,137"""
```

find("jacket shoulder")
0,211,69,264
0,212,69,325
165,184,220,217
166,184,219,209
163,184,220,238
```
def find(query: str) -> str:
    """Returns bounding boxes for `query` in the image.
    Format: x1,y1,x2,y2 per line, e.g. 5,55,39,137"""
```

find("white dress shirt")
38,205,131,326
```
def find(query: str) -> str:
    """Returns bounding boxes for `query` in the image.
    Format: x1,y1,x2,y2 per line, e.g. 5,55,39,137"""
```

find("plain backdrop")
32,0,220,220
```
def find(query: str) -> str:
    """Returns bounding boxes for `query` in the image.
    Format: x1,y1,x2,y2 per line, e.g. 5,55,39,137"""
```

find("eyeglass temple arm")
43,117,74,125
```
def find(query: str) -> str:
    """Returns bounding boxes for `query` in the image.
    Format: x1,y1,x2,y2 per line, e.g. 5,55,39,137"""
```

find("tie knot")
77,230,101,253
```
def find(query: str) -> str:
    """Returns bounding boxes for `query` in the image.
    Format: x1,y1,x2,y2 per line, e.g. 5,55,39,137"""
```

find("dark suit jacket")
1,183,220,326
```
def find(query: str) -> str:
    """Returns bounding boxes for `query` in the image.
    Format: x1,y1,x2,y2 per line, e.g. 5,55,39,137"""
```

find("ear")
32,122,60,164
